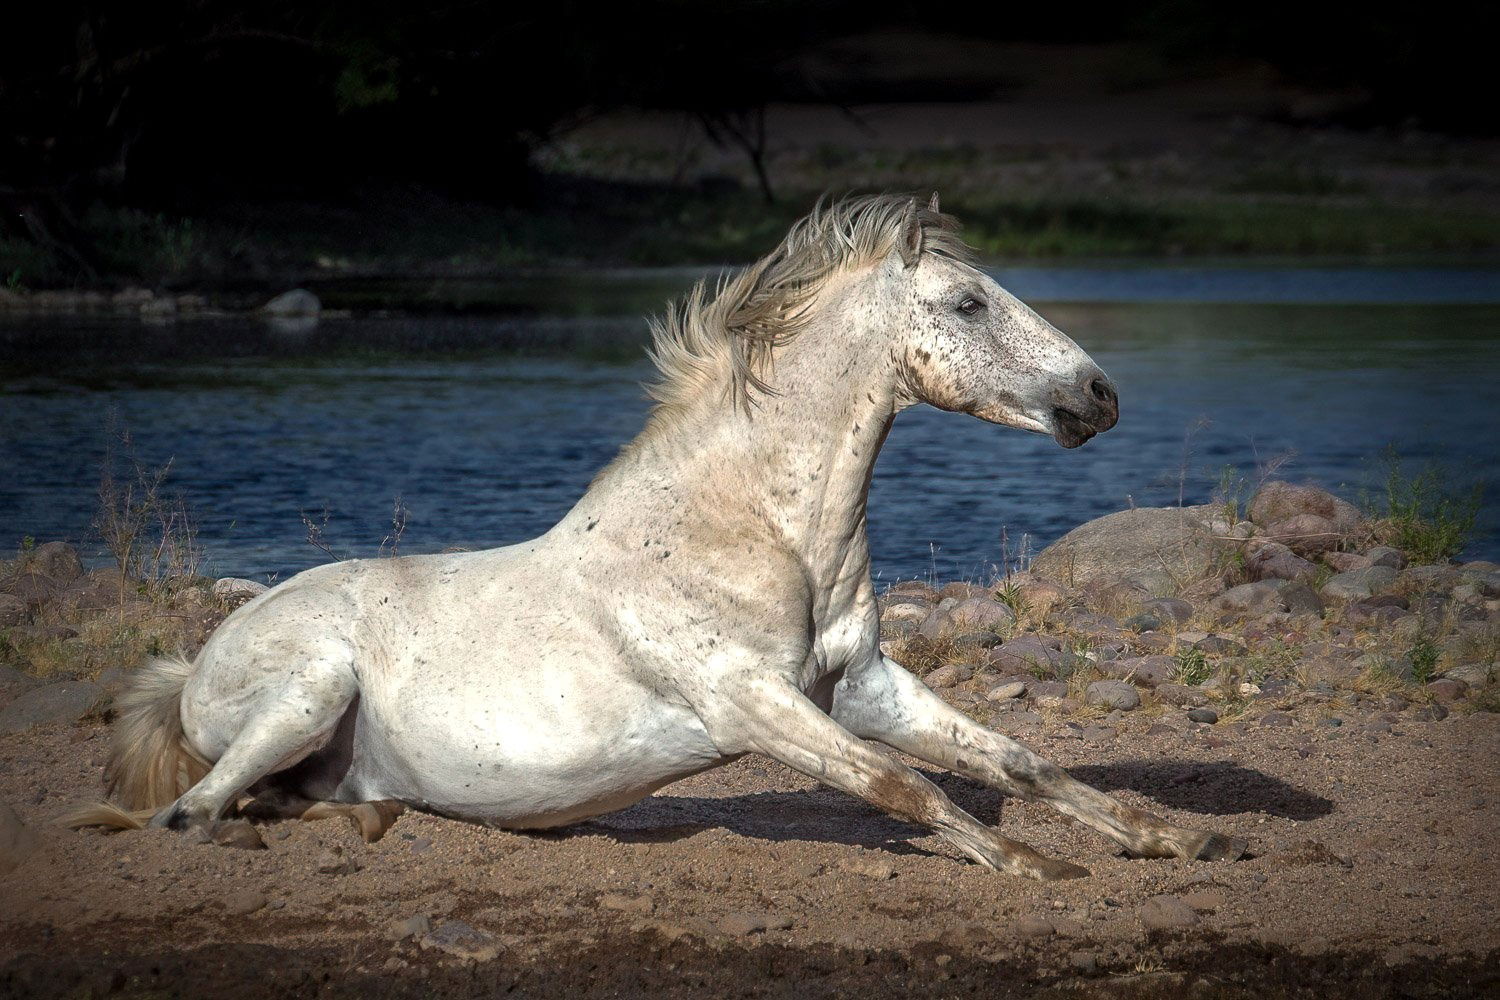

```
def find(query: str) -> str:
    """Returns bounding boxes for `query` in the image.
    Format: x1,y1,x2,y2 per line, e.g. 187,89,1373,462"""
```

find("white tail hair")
61,653,211,832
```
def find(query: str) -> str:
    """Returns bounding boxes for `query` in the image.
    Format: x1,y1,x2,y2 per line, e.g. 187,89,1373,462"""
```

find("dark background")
3,1,1496,290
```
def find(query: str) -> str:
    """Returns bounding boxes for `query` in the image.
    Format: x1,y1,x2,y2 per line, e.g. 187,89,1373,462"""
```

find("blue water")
2,266,1497,584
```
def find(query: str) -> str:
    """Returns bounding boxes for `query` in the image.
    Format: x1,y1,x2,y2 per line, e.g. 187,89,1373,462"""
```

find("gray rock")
1138,895,1199,931
1211,581,1286,619
1195,635,1247,656
949,597,1015,632
1030,505,1231,593
213,577,270,600
20,541,84,585
1259,711,1295,728
1245,541,1318,582
1187,707,1219,724
0,681,103,735
1264,513,1343,555
1143,597,1194,623
1443,662,1494,687
421,920,503,961
987,680,1028,701
1122,612,1161,632
1275,580,1325,616
1155,683,1210,708
1324,551,1373,573
923,664,972,689
1364,546,1407,570
210,821,266,850
1321,566,1398,602
222,889,268,916
953,630,1002,649
1102,655,1174,688
938,582,988,601
389,914,433,941
0,800,42,875
1248,481,1361,534
0,594,26,627
1085,680,1140,711
1015,914,1054,937
988,635,1063,673
261,288,321,318
918,608,952,640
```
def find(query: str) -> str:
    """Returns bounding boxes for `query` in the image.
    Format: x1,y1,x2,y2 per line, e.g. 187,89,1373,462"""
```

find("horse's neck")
607,302,900,598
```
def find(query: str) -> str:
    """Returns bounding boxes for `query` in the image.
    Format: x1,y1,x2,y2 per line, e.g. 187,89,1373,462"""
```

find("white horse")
76,194,1245,879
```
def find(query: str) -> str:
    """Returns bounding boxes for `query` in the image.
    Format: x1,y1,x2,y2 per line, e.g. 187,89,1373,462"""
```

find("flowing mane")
643,193,973,418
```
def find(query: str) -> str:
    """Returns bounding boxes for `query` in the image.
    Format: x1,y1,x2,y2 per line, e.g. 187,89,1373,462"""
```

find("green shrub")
1174,648,1213,686
1366,448,1482,564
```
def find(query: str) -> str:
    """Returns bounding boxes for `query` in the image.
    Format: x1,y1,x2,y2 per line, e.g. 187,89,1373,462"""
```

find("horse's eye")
958,297,984,316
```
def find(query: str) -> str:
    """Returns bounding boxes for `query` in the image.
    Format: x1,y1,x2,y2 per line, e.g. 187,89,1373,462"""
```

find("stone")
1248,481,1361,535
1245,541,1318,582
1275,581,1325,616
987,680,1028,701
881,604,930,627
213,577,270,601
211,821,266,850
1211,581,1287,619
1085,680,1140,711
924,664,973,689
20,542,84,585
56,570,130,614
988,635,1063,673
953,630,1002,649
918,608,953,640
1195,635,1247,656
1443,663,1494,687
222,889,268,916
261,289,321,318
1030,505,1232,593
5,572,61,612
1364,546,1407,570
1409,703,1448,722
389,914,433,940
0,594,25,627
949,597,1015,632
421,920,503,962
1122,612,1161,632
887,580,937,599
1259,711,1294,728
939,582,987,601
1264,513,1345,555
1155,683,1209,708
1015,914,1054,937
1323,551,1372,573
0,800,42,875
1007,575,1069,617
1321,566,1398,602
0,681,103,735
316,846,357,872
1187,707,1219,724
1138,896,1199,931
1143,597,1194,623
1102,655,1174,688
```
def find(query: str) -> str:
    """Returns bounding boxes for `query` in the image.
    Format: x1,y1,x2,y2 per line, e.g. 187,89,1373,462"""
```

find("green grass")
1174,647,1214,686
1365,447,1483,564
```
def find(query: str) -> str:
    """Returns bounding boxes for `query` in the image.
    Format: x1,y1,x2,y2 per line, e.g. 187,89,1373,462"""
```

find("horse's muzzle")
1051,370,1119,448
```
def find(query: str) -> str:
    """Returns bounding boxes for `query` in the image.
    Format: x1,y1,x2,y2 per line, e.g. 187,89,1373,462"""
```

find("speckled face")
897,254,1120,448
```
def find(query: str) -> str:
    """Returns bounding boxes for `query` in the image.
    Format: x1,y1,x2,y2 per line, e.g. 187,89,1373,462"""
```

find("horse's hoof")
1035,858,1091,881
148,805,188,831
1193,833,1248,862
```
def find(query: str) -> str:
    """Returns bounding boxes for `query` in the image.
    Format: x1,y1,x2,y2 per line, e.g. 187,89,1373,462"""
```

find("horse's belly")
339,670,724,826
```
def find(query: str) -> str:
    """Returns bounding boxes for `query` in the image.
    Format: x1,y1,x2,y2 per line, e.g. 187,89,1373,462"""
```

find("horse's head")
892,198,1118,448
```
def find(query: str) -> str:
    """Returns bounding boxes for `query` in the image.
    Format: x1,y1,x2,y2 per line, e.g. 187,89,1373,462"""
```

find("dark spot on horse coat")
868,770,936,827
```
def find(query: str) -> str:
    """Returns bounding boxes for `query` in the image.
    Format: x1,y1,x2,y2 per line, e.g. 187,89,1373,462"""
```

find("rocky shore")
1,481,1497,997
878,480,1496,736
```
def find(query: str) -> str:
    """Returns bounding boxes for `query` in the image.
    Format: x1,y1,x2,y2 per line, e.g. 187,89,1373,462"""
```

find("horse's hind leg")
832,656,1247,863
153,654,358,831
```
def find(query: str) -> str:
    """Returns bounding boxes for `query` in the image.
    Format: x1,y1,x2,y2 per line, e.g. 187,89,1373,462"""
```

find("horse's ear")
899,199,923,268
928,192,940,213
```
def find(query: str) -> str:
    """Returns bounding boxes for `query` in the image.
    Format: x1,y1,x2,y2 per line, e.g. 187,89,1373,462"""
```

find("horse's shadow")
555,758,1333,853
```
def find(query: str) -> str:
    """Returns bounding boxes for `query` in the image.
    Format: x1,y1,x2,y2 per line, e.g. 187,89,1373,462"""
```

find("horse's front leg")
707,675,1089,880
831,656,1247,863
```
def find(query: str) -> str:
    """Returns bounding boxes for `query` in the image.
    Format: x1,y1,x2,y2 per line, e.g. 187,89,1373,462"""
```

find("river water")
2,264,1497,584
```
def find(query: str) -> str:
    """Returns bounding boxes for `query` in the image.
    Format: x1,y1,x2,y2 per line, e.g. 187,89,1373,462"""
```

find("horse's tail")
61,653,211,832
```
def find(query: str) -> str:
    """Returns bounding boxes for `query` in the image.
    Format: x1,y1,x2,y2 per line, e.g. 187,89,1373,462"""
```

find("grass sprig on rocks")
1365,448,1482,564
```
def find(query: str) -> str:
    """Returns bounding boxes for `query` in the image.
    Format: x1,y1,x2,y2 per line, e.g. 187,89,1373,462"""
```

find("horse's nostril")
1089,378,1115,404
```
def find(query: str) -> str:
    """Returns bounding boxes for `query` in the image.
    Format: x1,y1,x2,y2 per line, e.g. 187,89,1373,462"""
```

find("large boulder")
21,542,84,585
1244,540,1317,582
1248,481,1361,535
1030,506,1232,595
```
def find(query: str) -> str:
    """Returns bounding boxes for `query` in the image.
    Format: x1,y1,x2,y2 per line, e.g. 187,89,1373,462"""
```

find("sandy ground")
3,701,1497,998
